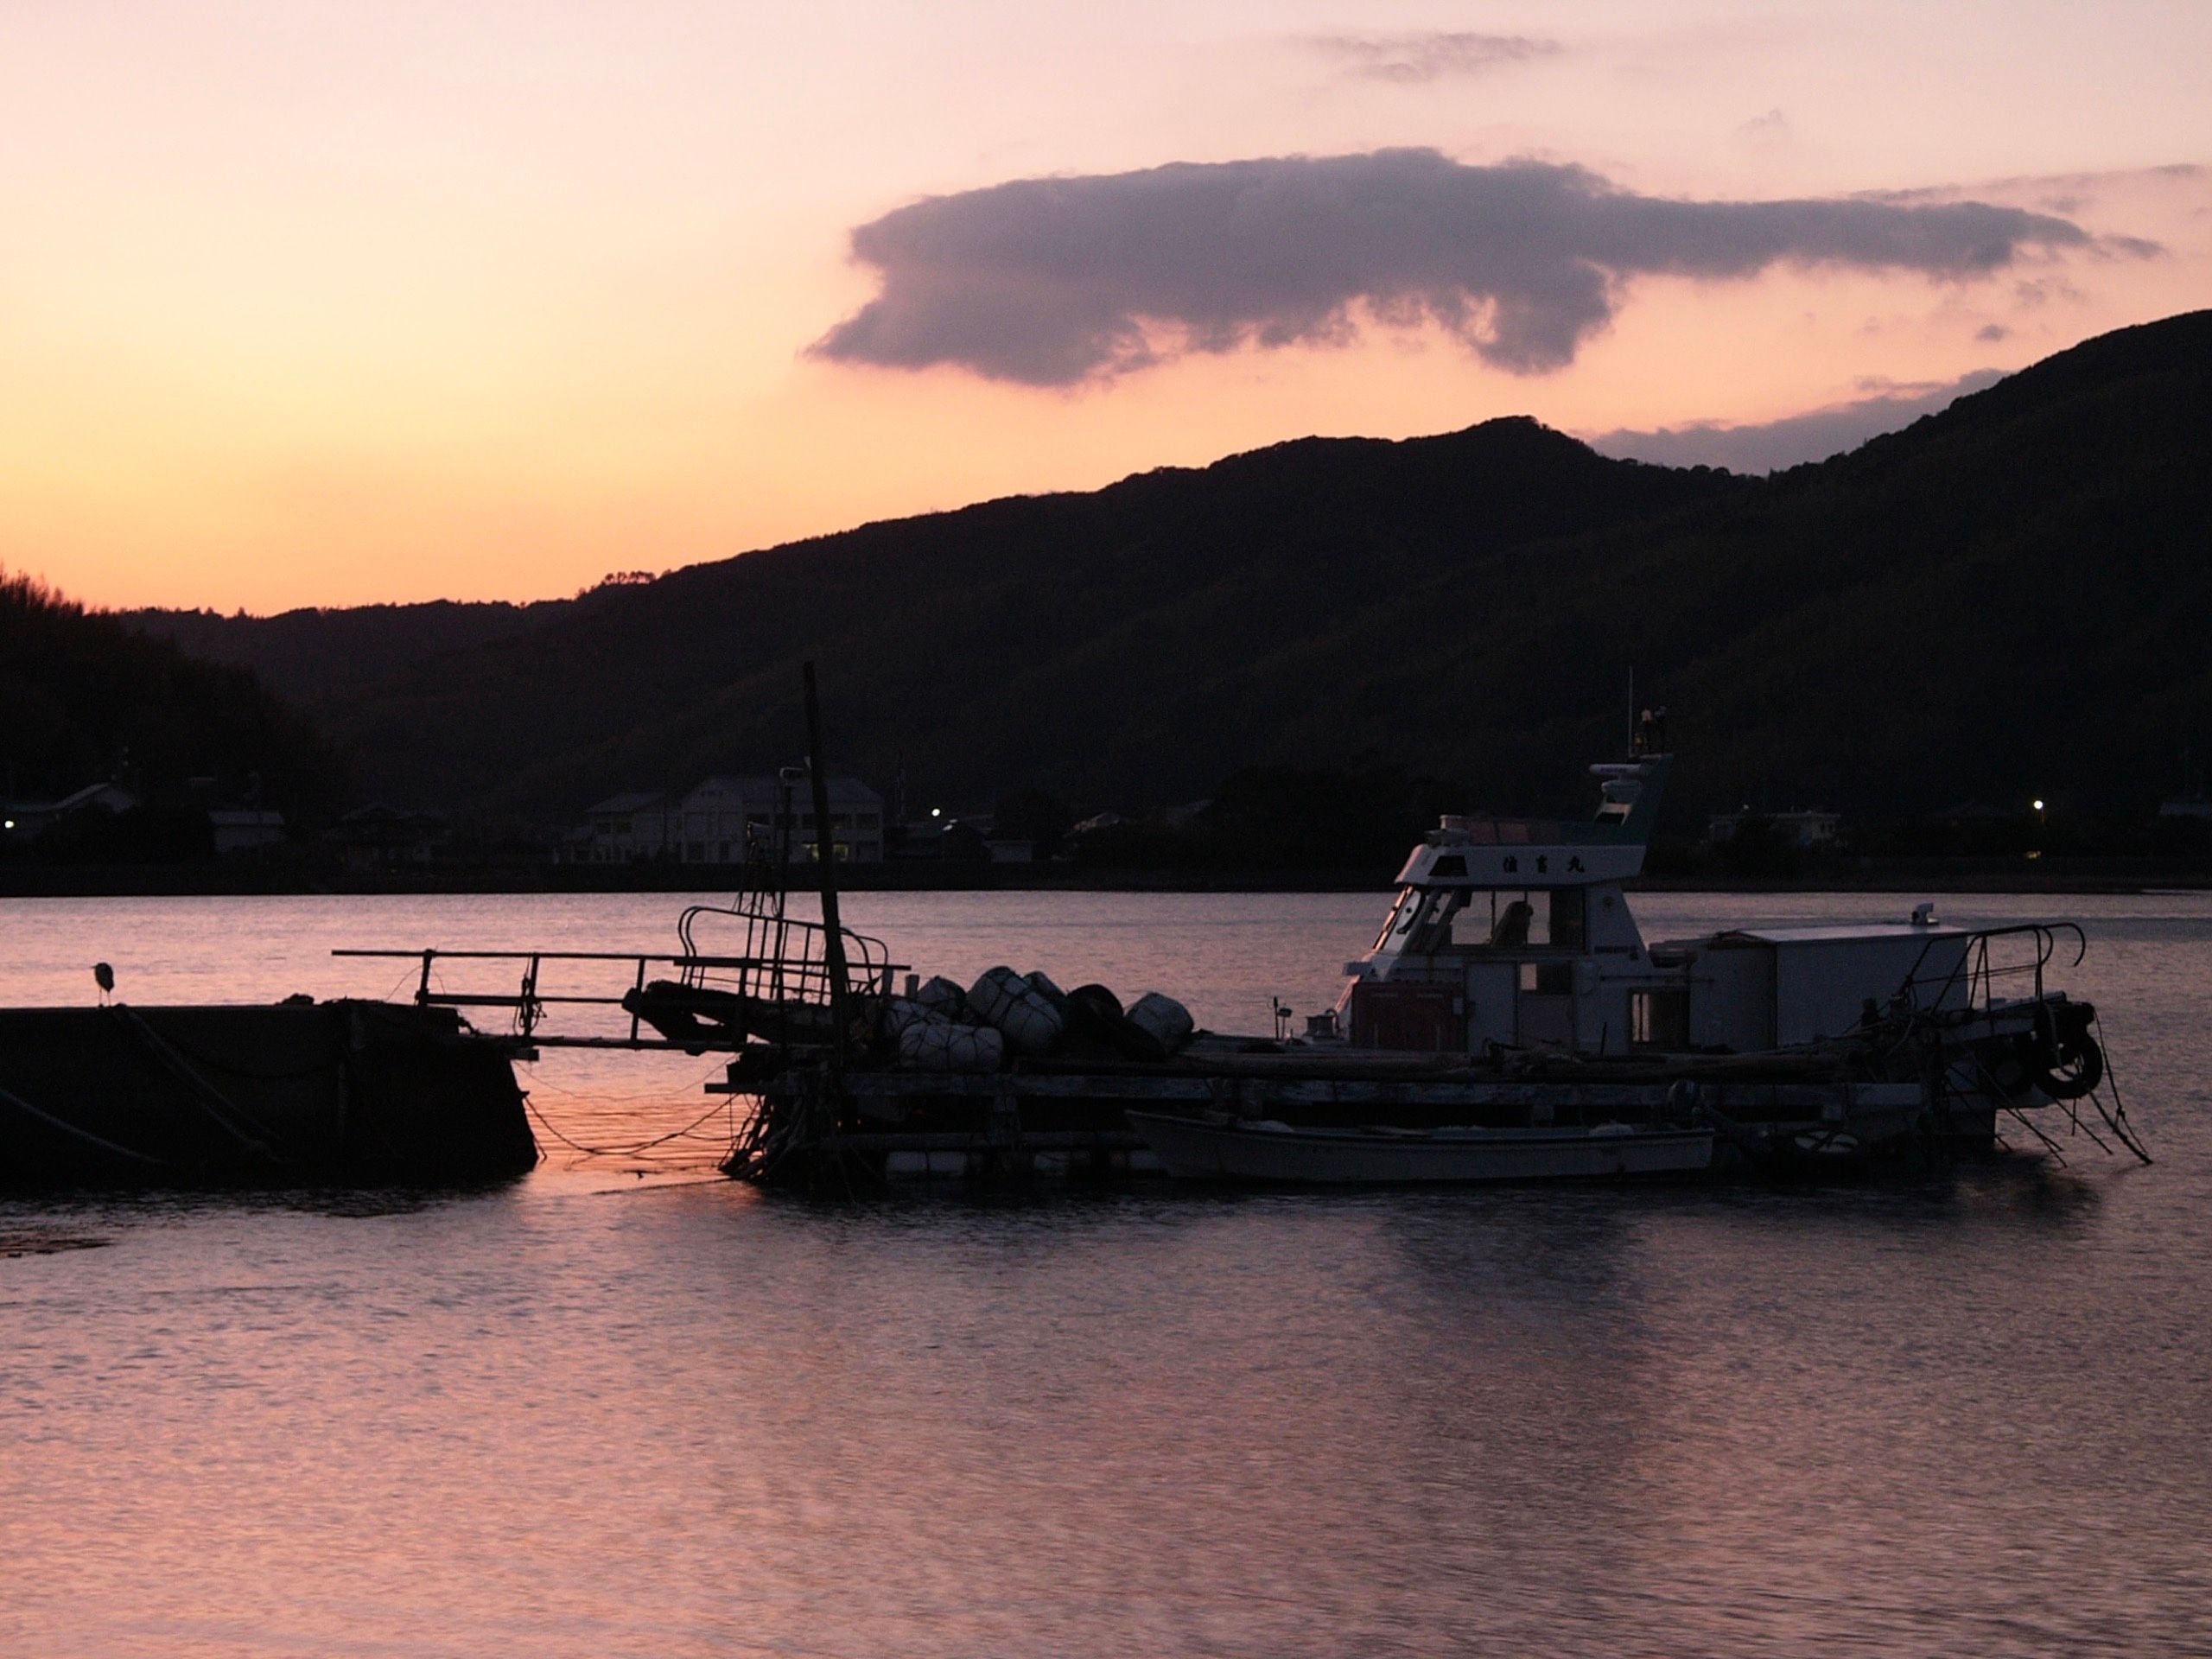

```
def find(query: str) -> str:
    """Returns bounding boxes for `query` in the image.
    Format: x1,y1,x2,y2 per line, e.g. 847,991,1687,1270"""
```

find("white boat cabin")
1329,754,1972,1056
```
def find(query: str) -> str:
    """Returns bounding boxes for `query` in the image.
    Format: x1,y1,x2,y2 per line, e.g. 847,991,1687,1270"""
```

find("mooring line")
523,1094,735,1162
107,1006,289,1165
0,1082,172,1169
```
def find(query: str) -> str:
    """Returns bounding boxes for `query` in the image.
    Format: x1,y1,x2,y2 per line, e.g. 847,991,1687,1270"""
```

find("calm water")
3,889,2209,1656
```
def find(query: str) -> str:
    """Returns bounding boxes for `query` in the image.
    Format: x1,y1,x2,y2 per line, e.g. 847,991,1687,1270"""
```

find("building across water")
569,774,885,865
1706,808,1841,849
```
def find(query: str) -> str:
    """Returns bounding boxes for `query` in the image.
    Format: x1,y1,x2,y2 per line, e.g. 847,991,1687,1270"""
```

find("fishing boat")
1309,739,2107,1110
1109,726,2139,1185
332,674,2145,1191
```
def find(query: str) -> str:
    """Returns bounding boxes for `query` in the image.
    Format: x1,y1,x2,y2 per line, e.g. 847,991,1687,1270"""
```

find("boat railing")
334,929,904,1050
1896,922,2086,1018
674,899,897,1006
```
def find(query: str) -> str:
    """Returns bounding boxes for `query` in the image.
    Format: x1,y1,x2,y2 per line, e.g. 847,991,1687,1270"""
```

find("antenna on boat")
772,764,802,1003
802,661,852,1050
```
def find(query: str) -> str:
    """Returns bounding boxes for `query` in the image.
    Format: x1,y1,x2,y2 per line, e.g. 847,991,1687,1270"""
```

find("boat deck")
735,1045,1938,1185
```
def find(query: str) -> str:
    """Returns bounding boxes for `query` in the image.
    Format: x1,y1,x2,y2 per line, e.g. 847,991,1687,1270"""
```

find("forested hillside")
137,599,559,708
2,571,334,817
129,310,2212,827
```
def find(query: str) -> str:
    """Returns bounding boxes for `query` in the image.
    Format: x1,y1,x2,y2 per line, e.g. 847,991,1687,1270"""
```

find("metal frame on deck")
1897,921,2086,1014
334,928,904,1050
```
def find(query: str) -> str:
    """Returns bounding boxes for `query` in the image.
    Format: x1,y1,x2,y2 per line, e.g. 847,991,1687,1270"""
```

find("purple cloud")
813,150,2109,386
1585,368,2009,474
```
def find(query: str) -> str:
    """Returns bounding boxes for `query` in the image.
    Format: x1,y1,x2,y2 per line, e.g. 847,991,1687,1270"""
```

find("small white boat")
1126,1110,1714,1185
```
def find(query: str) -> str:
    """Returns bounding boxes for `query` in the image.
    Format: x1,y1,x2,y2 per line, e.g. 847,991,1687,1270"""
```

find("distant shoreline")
1,861,2206,899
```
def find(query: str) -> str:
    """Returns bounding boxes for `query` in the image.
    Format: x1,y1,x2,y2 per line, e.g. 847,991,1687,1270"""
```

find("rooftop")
585,791,667,816
1712,924,1968,944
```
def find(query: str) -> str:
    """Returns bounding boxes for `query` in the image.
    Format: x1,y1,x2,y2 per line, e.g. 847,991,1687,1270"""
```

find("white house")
1707,809,1842,849
208,809,286,855
676,774,885,864
575,791,674,864
573,776,885,864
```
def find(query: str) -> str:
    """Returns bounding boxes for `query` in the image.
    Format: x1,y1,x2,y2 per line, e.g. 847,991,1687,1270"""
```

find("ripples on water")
2,890,2209,1656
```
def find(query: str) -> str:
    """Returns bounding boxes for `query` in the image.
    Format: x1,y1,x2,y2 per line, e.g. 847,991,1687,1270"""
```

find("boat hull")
1125,1111,1715,1185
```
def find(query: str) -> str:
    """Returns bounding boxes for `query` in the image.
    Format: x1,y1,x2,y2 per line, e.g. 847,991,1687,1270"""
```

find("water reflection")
1,890,2208,1656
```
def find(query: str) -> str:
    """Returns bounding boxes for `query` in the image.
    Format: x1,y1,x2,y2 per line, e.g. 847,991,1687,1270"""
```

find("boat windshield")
1374,887,1469,953
1373,888,1595,956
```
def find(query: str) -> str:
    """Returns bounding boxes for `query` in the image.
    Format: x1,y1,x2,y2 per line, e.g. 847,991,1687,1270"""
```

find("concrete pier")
0,1001,536,1186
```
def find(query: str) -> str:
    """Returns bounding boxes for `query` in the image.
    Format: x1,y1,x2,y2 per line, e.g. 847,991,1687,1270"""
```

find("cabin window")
1485,891,1569,949
1407,890,1467,950
1519,962,1574,995
1376,889,1467,951
1489,896,1536,947
1631,989,1690,1048
1551,887,1587,951
1429,855,1467,878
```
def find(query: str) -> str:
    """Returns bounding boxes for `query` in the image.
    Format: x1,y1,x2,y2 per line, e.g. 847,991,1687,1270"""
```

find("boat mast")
802,661,852,1045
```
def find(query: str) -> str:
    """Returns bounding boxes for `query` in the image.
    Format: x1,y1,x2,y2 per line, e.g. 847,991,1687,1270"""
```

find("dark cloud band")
1586,370,2008,474
812,149,2110,386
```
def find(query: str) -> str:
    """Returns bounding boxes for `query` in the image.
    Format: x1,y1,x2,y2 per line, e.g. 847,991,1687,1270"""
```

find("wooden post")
802,662,851,1047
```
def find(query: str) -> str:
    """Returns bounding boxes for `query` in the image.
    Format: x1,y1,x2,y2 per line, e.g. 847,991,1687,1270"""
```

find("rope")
2088,1011,2152,1165
0,1082,173,1170
512,1049,743,1166
522,1094,735,1163
521,1061,730,1107
106,1007,290,1166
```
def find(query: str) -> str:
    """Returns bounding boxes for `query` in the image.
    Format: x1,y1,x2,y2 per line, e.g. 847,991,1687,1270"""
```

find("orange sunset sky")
3,1,2208,613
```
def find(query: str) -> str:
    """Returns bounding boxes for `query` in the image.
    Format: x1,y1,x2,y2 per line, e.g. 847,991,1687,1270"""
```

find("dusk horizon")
6,11,2212,1659
5,3,2206,612
48,353,2074,618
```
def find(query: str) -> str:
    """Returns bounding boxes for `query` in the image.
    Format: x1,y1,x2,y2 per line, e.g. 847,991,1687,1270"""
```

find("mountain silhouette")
130,309,2212,826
